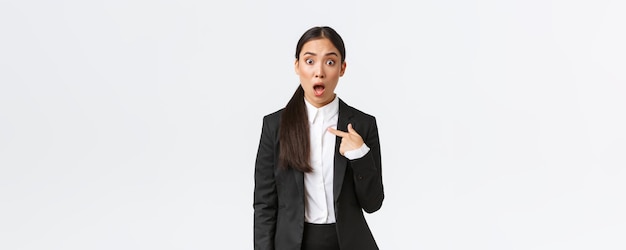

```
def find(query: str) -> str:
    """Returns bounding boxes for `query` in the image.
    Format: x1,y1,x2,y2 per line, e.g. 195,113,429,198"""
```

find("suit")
254,98,384,250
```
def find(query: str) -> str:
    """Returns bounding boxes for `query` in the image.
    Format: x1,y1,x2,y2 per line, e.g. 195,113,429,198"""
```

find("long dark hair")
279,26,346,172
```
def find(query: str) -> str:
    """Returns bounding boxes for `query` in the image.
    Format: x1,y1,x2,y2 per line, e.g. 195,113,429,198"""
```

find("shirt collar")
304,95,339,124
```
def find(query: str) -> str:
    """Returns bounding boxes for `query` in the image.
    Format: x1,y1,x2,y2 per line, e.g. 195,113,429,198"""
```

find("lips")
313,83,325,97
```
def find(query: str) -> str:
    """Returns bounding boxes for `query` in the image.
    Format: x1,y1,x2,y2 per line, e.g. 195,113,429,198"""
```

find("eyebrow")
303,52,339,57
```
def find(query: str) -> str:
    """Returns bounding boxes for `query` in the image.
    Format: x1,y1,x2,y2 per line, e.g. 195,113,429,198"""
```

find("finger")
327,127,349,137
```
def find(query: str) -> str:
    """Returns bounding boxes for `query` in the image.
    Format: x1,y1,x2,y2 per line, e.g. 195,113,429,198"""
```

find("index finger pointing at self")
327,127,349,137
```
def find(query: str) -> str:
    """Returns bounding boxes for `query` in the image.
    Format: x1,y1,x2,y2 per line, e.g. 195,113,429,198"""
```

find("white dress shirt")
303,96,370,224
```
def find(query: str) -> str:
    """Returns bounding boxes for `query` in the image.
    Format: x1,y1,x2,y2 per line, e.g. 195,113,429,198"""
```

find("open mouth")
313,83,325,97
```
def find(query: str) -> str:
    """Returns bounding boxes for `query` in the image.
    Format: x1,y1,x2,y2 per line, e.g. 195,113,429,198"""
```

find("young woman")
254,26,384,250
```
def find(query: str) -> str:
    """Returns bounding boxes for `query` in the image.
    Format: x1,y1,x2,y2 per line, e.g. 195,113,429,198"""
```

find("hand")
327,123,364,156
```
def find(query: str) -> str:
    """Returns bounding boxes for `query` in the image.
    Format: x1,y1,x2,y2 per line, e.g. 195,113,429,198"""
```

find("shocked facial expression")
295,38,346,108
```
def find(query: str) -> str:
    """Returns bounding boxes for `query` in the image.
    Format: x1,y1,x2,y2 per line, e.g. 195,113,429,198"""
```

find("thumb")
347,123,357,134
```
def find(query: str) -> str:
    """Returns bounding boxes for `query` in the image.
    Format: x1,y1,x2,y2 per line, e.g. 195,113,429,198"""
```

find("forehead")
300,38,339,56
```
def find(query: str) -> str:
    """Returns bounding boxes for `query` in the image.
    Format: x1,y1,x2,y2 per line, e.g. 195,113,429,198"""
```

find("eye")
326,59,335,66
305,59,314,64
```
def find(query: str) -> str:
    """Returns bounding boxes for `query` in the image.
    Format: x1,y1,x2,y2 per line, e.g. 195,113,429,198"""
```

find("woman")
254,26,384,250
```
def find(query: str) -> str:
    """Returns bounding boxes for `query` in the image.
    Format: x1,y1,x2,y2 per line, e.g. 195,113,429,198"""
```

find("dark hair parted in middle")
279,26,346,172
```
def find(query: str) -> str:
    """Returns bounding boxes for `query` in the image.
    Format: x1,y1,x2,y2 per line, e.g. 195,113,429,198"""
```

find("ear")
339,61,347,77
294,59,300,75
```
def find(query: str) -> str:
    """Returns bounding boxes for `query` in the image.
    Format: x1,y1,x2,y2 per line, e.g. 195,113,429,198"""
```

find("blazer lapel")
334,99,354,202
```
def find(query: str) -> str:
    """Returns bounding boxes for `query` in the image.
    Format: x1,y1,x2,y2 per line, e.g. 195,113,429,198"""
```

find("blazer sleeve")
350,116,384,213
253,115,277,250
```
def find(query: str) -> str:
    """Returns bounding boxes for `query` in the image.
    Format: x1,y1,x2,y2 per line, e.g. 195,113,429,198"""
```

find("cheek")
297,67,313,77
298,73,312,86
298,70,311,80
329,68,342,78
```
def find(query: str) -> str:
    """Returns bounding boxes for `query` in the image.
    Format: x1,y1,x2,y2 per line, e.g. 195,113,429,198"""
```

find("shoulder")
261,108,284,128
263,108,284,120
340,98,376,122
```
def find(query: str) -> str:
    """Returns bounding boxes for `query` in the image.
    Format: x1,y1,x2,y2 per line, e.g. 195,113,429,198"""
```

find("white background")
1,0,625,249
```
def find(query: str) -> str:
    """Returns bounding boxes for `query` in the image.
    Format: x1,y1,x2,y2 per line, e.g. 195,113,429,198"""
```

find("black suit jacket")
254,98,384,250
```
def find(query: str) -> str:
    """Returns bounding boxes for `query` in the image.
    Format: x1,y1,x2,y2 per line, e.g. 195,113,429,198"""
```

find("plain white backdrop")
1,0,625,249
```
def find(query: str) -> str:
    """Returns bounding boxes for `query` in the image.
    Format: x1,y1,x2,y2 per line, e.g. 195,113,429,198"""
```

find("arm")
328,117,384,213
350,117,384,213
253,116,277,250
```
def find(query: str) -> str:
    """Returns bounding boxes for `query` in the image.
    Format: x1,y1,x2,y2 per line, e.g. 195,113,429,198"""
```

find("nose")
314,64,325,79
